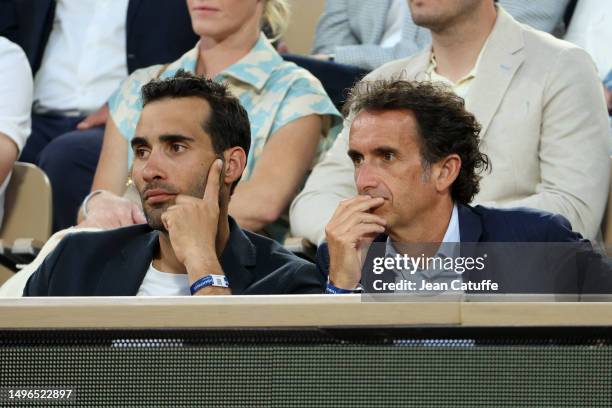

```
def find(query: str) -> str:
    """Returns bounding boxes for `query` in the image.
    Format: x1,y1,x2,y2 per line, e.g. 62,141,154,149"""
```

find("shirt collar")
161,33,282,92
162,46,198,78
215,33,283,92
426,35,491,85
442,204,460,244
385,204,460,258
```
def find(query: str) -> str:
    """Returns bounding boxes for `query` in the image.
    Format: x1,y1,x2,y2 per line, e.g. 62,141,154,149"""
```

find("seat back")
283,0,326,54
282,54,368,110
1,162,52,244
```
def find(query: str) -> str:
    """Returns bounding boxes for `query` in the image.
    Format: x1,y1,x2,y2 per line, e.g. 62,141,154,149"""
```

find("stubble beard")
140,173,221,233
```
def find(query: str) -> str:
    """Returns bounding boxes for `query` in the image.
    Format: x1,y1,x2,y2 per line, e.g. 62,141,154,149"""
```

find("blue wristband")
190,275,229,295
325,281,357,294
190,276,213,295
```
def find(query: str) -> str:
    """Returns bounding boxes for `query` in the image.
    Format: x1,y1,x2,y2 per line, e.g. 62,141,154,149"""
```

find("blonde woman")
80,0,341,238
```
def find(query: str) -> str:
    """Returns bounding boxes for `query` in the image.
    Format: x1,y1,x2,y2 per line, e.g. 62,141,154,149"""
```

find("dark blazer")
2,0,198,75
0,0,18,43
316,204,612,294
24,218,325,296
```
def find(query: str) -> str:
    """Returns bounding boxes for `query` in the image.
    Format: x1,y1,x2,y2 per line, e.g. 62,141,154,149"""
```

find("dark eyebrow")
373,146,399,156
130,134,195,149
347,149,362,160
158,134,195,144
131,136,149,149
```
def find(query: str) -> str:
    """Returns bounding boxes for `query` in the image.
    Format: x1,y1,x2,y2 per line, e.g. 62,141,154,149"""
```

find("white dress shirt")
385,204,461,294
385,204,461,253
0,37,33,226
33,0,129,112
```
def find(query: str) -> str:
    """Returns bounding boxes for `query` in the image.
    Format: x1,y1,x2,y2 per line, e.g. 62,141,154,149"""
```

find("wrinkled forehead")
349,109,421,151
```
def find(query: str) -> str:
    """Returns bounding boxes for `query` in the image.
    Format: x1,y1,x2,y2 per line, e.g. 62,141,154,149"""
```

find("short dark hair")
141,70,251,191
345,79,490,204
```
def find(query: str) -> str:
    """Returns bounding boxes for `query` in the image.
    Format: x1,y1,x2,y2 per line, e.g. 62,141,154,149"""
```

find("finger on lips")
340,197,385,216
333,199,386,228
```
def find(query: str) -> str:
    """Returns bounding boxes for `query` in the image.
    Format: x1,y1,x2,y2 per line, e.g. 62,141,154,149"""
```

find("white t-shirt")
33,0,129,112
136,262,191,296
0,37,33,226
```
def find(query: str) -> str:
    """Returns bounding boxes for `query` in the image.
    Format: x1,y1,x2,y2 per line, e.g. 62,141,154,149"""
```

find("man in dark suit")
24,71,325,296
317,79,612,296
0,0,198,232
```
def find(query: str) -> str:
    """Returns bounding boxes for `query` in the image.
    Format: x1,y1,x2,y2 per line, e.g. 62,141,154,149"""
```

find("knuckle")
338,199,350,208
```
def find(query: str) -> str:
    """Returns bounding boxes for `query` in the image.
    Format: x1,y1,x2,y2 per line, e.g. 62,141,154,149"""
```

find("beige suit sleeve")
495,47,610,239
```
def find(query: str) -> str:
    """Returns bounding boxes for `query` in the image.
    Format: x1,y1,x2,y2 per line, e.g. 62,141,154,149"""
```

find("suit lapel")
465,7,525,139
219,218,257,294
458,204,483,243
457,204,486,286
94,228,159,295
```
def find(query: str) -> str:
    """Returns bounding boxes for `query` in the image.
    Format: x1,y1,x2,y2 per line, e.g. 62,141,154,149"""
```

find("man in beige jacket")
291,0,610,244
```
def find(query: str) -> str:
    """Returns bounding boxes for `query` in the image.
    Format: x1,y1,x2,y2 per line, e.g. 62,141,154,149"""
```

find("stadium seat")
0,162,52,280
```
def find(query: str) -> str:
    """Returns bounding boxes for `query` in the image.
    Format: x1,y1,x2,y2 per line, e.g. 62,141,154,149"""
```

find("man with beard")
23,71,324,296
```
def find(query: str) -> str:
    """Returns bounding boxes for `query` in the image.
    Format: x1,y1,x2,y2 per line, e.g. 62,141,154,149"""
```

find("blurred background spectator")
310,0,571,70
0,0,198,231
1,0,611,253
291,0,610,244
0,37,33,226
565,0,612,81
0,0,18,42
565,0,612,149
77,0,341,241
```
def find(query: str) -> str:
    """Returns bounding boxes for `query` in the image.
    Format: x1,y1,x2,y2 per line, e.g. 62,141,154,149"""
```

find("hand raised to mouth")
324,195,387,290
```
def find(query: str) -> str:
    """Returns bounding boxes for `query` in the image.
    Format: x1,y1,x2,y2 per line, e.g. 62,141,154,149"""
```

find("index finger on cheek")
203,159,223,201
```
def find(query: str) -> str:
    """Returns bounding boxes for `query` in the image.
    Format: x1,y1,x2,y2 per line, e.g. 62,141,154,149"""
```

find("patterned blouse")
108,33,342,180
